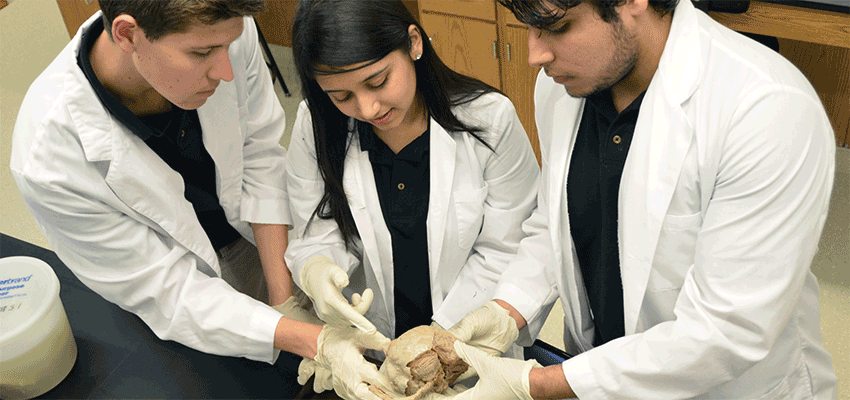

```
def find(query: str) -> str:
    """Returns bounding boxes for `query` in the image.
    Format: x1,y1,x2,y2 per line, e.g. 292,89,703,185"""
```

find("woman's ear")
111,14,141,54
407,24,423,61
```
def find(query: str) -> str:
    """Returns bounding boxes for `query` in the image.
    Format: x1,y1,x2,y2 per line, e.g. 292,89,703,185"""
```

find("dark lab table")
0,233,316,399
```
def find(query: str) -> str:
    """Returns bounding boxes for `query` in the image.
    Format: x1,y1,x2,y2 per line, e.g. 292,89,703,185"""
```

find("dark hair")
498,0,678,28
99,0,266,41
292,0,500,249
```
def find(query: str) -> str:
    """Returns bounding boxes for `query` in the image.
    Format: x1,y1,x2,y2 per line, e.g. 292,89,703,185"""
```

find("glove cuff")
519,360,541,400
489,301,520,353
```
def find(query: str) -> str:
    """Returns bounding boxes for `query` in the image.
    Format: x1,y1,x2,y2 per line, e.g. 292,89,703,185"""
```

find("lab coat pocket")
453,184,488,250
648,211,703,292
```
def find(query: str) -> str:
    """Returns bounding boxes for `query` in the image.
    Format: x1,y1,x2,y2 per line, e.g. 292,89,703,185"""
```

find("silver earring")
415,53,422,60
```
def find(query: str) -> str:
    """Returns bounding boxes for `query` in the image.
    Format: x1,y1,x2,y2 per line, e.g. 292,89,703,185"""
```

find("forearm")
529,365,575,399
274,316,322,359
251,223,292,305
494,299,528,330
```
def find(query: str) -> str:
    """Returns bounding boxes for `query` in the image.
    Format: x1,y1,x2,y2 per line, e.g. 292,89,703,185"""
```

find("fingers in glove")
452,342,489,376
352,381,385,400
314,365,334,393
352,328,390,351
356,359,394,389
351,288,374,316
297,358,316,386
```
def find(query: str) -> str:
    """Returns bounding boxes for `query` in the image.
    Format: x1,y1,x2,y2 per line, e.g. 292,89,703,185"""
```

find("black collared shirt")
567,90,645,346
77,18,241,251
359,126,432,338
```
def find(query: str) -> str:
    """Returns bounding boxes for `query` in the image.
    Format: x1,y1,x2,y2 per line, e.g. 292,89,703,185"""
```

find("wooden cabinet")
420,12,501,90
253,1,298,47
255,1,420,47
419,0,495,21
499,23,541,163
418,0,849,156
419,0,542,165
56,0,100,38
709,1,850,148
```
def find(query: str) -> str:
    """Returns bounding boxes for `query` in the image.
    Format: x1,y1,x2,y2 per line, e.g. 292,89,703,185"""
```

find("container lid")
0,256,60,344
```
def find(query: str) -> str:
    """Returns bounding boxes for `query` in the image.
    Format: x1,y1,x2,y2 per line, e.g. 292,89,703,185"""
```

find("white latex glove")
272,286,324,326
297,358,334,393
300,255,378,333
447,301,519,356
442,341,540,400
273,287,334,393
315,325,391,400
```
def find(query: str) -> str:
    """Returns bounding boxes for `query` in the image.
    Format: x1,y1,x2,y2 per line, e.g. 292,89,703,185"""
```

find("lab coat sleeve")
11,169,283,363
434,95,541,330
284,102,360,287
491,115,561,346
237,17,290,226
562,87,835,399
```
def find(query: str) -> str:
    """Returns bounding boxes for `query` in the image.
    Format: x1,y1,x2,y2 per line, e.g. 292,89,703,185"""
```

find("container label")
0,274,32,300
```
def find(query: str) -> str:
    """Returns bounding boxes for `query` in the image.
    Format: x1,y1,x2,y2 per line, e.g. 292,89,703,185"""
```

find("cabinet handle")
493,41,497,59
84,0,95,4
506,43,511,61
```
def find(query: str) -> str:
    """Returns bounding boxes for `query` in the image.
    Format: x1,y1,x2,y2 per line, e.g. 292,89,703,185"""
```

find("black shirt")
567,90,645,345
77,18,241,251
359,127,432,338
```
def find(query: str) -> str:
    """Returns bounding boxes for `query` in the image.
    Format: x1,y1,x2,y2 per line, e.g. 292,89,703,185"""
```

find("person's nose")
357,94,381,120
528,28,554,69
209,50,234,82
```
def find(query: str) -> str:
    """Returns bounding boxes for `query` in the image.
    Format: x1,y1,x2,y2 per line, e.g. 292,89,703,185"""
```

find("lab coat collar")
618,0,700,334
344,134,392,313
547,88,590,348
426,119,456,298
68,12,114,163
65,12,225,273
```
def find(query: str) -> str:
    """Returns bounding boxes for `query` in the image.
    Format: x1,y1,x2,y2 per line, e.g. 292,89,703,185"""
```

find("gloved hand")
300,255,378,333
272,285,324,326
314,324,391,400
272,288,335,394
297,358,334,394
447,301,519,356
442,341,540,400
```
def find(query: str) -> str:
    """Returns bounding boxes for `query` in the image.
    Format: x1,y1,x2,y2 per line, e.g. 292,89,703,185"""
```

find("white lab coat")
10,13,289,363
285,93,539,340
493,1,838,398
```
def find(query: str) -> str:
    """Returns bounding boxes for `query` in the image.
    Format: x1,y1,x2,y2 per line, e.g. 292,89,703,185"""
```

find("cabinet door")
254,1,298,47
418,0,495,21
56,0,100,38
420,12,501,90
501,25,542,165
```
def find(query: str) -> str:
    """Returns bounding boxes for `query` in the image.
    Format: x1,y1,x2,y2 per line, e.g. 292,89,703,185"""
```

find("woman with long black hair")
284,0,539,378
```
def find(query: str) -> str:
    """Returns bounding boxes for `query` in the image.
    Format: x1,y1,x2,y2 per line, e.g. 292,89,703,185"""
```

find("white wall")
1,0,69,248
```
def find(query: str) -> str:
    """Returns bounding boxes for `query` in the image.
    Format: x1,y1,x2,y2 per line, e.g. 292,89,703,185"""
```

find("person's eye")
332,93,352,102
369,76,388,89
545,21,571,35
192,49,213,58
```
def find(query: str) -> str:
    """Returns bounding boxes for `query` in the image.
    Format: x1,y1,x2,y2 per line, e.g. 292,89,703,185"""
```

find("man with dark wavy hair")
439,0,838,398
11,2,391,394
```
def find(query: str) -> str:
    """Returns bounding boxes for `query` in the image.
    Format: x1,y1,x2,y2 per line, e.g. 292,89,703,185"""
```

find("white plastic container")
0,256,77,399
